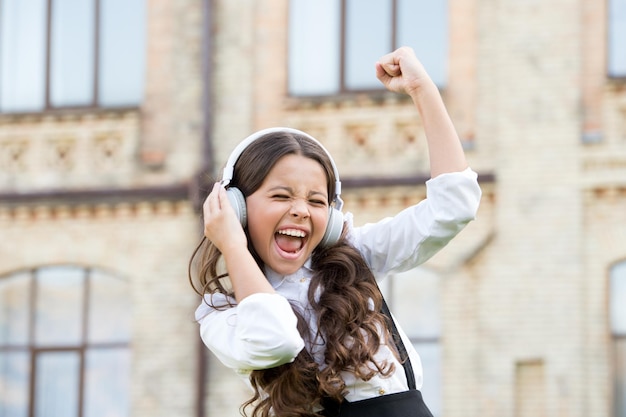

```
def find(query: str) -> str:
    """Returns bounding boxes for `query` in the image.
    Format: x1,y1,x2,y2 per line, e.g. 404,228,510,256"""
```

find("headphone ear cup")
320,208,344,247
226,187,247,227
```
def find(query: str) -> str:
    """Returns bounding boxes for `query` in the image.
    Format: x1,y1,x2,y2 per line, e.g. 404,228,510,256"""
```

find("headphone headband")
221,127,343,210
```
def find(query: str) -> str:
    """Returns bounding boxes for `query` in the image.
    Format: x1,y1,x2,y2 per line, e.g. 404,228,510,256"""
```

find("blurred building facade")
0,1,624,417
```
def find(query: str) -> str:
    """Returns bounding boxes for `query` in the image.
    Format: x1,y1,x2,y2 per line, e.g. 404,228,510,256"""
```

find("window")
288,0,448,96
0,0,145,113
0,266,131,417
611,261,626,417
381,268,442,416
609,0,626,77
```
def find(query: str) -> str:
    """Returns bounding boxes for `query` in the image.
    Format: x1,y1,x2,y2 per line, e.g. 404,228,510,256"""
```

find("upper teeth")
278,229,306,238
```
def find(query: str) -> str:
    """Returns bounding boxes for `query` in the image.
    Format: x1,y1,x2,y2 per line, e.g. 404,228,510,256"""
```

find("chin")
271,262,305,276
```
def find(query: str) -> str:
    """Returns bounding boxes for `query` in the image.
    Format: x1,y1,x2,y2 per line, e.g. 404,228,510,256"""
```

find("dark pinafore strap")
381,297,416,390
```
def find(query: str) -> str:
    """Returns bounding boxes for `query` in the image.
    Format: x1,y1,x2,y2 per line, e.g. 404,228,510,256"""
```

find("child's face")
245,153,330,276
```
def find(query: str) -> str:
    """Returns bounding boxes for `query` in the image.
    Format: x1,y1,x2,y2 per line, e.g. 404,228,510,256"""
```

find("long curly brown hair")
189,130,396,416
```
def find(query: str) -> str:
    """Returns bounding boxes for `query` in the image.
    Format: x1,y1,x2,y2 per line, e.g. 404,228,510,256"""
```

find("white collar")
264,258,313,289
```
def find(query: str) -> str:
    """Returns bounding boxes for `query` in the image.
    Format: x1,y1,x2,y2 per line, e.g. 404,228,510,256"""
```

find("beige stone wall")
0,201,200,417
1,0,625,417
583,188,626,417
141,0,205,180
0,1,205,417
0,111,142,191
206,1,626,417
204,0,626,417
468,0,585,415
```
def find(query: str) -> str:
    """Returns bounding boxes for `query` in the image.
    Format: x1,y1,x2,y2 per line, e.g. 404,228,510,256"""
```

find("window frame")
0,266,131,417
0,0,144,114
288,0,448,97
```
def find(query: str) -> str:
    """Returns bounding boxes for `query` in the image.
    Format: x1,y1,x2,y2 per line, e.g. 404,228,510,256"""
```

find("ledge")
0,183,190,208
342,172,496,189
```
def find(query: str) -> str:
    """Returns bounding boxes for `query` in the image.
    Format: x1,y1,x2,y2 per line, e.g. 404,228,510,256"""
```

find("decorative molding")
583,156,626,171
0,183,190,207
0,110,140,190
584,186,626,201
0,199,193,222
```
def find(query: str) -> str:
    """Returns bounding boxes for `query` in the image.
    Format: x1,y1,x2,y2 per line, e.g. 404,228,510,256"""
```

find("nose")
289,199,310,218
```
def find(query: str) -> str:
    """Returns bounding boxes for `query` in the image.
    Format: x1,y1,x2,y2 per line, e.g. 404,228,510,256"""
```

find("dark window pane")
288,0,341,95
609,0,626,77
616,338,626,417
34,351,80,417
397,0,448,87
50,0,95,107
0,0,47,112
385,268,442,415
345,0,392,90
83,348,130,417
88,270,131,344
611,262,626,335
99,0,146,106
413,342,441,417
0,351,30,417
613,262,626,417
389,269,441,338
34,267,84,346
0,267,131,417
0,272,31,346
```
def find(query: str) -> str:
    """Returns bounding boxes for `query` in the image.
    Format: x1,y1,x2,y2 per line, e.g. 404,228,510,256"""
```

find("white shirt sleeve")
195,292,305,371
349,168,482,274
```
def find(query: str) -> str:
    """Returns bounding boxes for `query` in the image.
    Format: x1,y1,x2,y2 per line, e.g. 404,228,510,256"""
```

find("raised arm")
376,46,468,178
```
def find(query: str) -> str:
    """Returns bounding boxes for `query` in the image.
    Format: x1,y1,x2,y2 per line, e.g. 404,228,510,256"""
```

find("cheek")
245,222,271,262
247,215,271,245
313,209,331,238
245,203,281,246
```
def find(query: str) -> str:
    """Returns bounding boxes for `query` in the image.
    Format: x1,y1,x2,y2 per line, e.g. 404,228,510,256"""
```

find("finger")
375,62,389,80
377,50,396,65
377,51,402,75
203,182,221,214
217,185,231,210
384,63,401,77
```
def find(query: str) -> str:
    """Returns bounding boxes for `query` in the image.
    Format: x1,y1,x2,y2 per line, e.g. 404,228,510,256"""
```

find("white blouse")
195,168,482,402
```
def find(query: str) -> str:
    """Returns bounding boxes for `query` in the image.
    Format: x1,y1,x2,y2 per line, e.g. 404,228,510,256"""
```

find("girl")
190,47,481,417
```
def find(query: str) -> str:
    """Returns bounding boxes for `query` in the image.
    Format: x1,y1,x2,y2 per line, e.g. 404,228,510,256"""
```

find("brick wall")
2,0,625,416
0,201,200,417
206,1,626,417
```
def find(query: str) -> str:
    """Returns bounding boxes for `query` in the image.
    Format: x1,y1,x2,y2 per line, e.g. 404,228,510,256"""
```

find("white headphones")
221,127,344,247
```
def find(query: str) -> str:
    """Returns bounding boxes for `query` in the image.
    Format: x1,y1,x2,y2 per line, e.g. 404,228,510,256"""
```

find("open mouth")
275,228,307,254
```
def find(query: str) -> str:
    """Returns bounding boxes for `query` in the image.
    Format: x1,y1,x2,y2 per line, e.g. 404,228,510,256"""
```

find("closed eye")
272,194,290,200
309,199,328,206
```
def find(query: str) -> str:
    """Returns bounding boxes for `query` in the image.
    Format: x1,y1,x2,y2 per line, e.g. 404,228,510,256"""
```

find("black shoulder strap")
381,296,417,390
